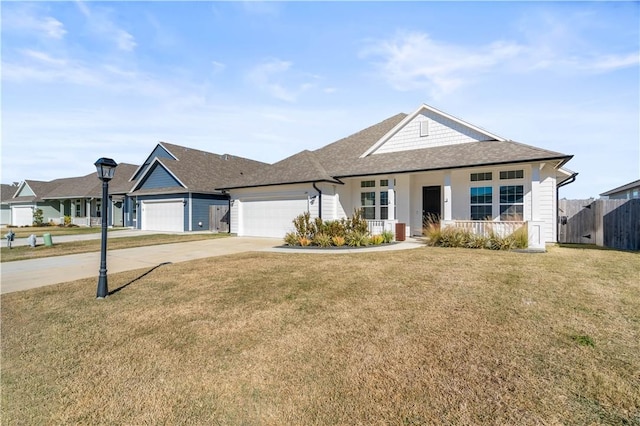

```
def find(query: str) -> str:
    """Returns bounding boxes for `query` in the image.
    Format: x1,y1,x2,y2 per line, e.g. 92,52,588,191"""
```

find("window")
500,170,524,180
470,187,493,220
96,201,102,218
361,180,375,188
500,185,524,221
75,200,82,217
380,179,389,187
470,172,492,182
361,192,375,219
380,191,389,220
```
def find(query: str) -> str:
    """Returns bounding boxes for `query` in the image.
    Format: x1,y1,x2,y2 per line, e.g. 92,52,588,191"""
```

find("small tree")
33,208,44,226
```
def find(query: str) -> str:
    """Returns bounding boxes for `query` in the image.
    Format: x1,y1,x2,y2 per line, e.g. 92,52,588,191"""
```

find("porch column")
443,172,452,221
86,199,91,217
531,165,540,221
387,178,395,221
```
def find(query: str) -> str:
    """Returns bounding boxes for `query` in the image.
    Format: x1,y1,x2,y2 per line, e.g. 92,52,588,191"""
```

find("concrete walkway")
1,235,424,295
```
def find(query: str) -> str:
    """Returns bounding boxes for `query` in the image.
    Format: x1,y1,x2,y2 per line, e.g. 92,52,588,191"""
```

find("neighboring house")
128,142,267,232
1,183,19,226
221,104,576,249
600,179,640,200
5,164,139,227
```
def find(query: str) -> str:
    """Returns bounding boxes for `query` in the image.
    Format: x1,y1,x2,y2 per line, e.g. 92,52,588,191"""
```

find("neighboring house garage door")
12,206,33,227
141,200,184,232
241,198,308,238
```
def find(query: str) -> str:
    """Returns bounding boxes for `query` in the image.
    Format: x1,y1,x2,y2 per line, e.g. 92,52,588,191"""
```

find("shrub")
298,236,311,247
348,209,369,235
32,208,44,226
313,232,332,247
284,232,299,246
293,212,316,240
331,236,345,247
381,230,394,243
425,224,528,251
64,215,72,226
323,220,346,238
370,235,384,245
346,230,369,247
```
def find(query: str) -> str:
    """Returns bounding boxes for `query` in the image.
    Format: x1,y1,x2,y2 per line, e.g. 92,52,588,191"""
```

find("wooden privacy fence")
558,198,640,250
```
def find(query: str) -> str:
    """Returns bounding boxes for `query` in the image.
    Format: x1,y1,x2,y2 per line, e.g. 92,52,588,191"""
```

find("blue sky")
1,1,638,199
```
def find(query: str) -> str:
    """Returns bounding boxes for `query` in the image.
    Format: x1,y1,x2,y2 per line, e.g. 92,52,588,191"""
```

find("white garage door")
12,206,33,227
141,200,184,232
241,198,308,238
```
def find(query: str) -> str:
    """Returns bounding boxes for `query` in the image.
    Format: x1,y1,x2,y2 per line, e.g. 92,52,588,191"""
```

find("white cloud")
361,32,523,98
586,53,640,73
362,26,639,98
212,61,226,74
1,4,67,39
246,59,314,102
75,1,137,52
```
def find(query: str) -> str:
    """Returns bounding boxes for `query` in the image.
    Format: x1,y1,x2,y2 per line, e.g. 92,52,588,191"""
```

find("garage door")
141,200,184,232
241,198,308,238
12,206,33,227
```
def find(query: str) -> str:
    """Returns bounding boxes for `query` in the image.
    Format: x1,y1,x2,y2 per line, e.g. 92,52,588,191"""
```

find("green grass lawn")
0,233,230,262
1,246,639,424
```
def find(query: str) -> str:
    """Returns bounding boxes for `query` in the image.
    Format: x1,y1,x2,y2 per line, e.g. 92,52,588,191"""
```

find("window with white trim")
470,172,492,182
500,185,524,221
380,191,389,220
500,170,524,180
361,191,375,219
360,180,375,188
470,187,493,220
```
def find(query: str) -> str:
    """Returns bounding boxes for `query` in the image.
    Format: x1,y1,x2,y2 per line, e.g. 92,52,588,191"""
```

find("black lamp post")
95,157,118,299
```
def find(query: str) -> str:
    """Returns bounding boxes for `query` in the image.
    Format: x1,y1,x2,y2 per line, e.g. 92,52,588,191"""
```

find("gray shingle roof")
130,142,268,195
1,184,19,203
5,163,139,203
600,179,640,196
220,112,572,189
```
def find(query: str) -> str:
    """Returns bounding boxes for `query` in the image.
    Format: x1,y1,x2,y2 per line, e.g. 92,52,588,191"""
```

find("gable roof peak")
360,103,507,158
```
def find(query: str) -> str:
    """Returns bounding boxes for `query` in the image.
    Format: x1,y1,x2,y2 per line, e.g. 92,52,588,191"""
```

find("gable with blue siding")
132,144,176,181
138,163,183,190
17,184,35,197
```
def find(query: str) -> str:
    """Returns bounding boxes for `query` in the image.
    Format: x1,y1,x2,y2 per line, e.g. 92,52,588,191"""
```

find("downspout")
556,173,578,243
312,182,322,219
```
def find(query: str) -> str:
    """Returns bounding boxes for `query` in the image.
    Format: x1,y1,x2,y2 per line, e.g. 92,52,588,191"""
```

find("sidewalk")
4,228,201,248
0,236,424,295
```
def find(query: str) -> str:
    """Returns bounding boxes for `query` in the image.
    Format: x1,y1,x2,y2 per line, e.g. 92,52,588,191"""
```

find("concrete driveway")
0,237,281,294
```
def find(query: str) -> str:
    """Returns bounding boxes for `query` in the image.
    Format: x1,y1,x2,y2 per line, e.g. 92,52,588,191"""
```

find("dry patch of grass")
0,233,230,262
3,226,126,238
2,246,639,424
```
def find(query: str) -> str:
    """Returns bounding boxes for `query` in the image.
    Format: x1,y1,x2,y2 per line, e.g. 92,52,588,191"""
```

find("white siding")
374,111,490,155
539,165,557,243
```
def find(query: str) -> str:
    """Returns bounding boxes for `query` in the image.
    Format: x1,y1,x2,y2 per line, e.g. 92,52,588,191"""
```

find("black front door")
422,186,442,225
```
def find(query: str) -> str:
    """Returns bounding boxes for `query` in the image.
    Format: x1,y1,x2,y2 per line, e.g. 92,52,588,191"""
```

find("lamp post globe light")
94,158,118,299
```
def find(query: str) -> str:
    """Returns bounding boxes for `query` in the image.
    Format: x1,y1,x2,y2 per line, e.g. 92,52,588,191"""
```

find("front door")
422,186,442,225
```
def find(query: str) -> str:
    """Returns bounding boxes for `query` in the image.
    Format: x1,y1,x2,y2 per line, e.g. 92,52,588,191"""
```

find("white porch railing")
441,220,526,238
366,219,397,235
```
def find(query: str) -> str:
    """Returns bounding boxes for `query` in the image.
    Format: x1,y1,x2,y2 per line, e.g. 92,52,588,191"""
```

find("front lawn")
0,233,231,262
1,246,638,424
